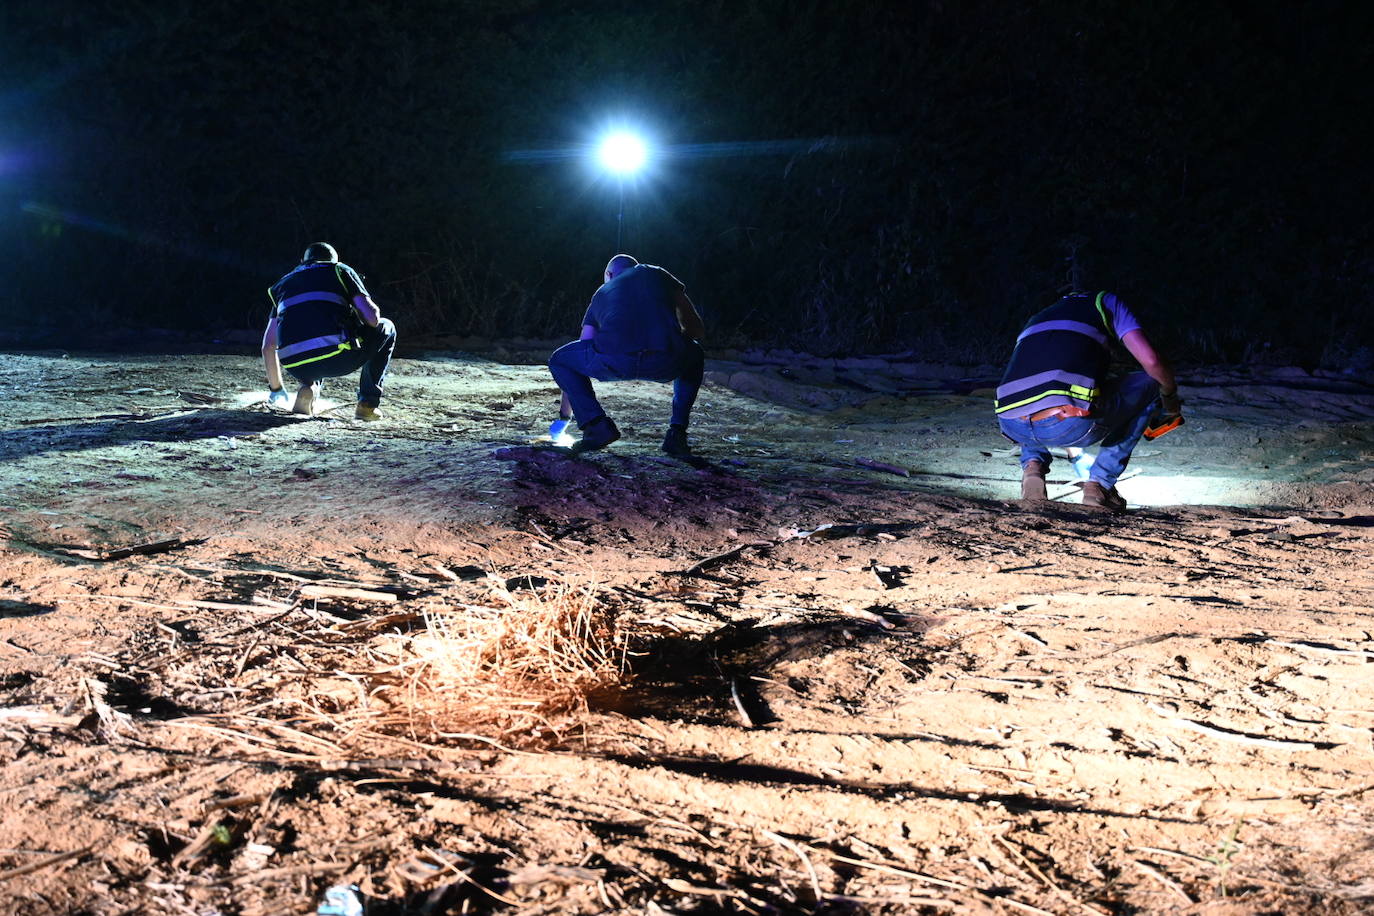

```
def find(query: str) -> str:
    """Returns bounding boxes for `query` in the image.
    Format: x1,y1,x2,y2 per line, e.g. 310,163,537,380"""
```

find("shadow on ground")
0,409,305,461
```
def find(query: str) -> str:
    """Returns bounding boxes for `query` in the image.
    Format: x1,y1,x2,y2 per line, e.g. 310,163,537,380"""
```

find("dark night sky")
2,0,1371,364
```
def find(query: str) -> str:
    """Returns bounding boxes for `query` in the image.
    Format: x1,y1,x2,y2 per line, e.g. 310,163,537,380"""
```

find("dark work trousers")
286,318,397,406
548,339,705,429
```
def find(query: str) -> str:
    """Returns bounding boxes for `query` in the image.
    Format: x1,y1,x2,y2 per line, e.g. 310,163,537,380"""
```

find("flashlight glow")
597,131,647,175
235,390,271,408
548,417,576,447
238,389,339,415
1066,448,1095,480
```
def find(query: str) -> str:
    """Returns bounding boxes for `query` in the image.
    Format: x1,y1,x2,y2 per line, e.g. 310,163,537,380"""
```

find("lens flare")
597,131,647,175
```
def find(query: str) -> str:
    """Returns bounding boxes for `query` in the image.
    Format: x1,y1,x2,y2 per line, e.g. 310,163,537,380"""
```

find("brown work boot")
355,402,381,421
1081,481,1127,511
1020,460,1048,500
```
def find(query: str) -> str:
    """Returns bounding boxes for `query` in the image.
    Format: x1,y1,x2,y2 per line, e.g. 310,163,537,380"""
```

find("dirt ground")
2,348,1373,916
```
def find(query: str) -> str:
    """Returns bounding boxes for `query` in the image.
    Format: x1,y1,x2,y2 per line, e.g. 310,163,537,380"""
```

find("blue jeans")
548,339,705,429
997,372,1159,488
287,318,396,406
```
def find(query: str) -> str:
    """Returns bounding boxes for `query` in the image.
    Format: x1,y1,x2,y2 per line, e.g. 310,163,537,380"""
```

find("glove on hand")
1160,390,1183,416
268,387,290,408
548,418,572,440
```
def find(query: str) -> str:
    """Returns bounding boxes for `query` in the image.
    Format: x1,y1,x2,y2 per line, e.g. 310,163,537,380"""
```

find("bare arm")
262,317,284,390
353,294,381,327
1121,328,1179,403
674,289,705,341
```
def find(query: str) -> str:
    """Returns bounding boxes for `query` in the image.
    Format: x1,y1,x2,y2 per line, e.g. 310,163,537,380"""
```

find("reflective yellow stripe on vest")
280,340,355,369
1094,291,1113,336
994,384,1099,414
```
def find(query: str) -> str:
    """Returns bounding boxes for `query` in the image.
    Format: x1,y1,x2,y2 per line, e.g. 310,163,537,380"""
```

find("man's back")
271,262,367,347
995,292,1142,419
584,264,685,355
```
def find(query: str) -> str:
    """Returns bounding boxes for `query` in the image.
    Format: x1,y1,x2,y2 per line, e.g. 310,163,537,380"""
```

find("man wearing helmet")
261,242,397,420
548,253,706,456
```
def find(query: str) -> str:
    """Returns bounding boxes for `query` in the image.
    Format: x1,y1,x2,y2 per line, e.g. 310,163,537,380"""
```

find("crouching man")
994,289,1181,510
262,242,396,420
548,254,706,456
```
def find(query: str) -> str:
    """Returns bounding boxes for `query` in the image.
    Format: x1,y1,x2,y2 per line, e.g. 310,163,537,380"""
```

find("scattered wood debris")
59,537,209,562
856,456,912,477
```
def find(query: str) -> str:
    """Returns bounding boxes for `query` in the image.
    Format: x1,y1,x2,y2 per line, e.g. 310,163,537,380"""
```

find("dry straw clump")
366,578,627,746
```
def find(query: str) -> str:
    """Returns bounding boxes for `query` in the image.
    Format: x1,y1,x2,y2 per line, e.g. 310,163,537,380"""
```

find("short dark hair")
302,242,338,263
604,253,637,279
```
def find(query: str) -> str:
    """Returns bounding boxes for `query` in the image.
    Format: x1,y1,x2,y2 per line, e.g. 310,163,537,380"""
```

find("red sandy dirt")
2,351,1373,915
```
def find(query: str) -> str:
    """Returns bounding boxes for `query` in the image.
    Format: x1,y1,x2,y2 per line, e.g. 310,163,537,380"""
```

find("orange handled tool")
1144,412,1184,440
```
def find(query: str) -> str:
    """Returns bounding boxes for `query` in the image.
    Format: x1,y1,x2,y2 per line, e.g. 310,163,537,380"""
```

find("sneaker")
661,424,691,457
1020,460,1048,500
1081,481,1127,511
292,381,320,416
570,416,621,454
355,402,381,421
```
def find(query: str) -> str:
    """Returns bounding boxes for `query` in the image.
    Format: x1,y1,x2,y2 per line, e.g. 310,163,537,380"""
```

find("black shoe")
570,416,621,454
661,424,691,457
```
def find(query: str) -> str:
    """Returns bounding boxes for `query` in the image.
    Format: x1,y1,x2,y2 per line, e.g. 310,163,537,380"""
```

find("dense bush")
1,0,1369,365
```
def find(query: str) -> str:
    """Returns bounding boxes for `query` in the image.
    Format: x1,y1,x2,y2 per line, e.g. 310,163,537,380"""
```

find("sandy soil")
2,349,1373,916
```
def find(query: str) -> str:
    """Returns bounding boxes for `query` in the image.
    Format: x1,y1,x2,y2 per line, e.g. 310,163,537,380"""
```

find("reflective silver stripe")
1016,319,1107,346
996,369,1097,400
280,291,348,309
277,331,350,358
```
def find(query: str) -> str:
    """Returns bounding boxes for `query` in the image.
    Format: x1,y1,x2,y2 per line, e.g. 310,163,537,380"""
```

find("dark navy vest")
994,292,1116,417
268,262,360,369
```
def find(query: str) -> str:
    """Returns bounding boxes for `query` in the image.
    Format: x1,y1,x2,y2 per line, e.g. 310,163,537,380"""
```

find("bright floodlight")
597,131,647,175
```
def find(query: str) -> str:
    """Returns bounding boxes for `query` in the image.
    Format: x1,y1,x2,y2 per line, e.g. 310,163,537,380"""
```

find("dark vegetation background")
1,0,1370,365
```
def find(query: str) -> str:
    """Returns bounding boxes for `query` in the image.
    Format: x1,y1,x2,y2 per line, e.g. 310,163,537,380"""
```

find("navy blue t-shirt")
581,264,686,355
